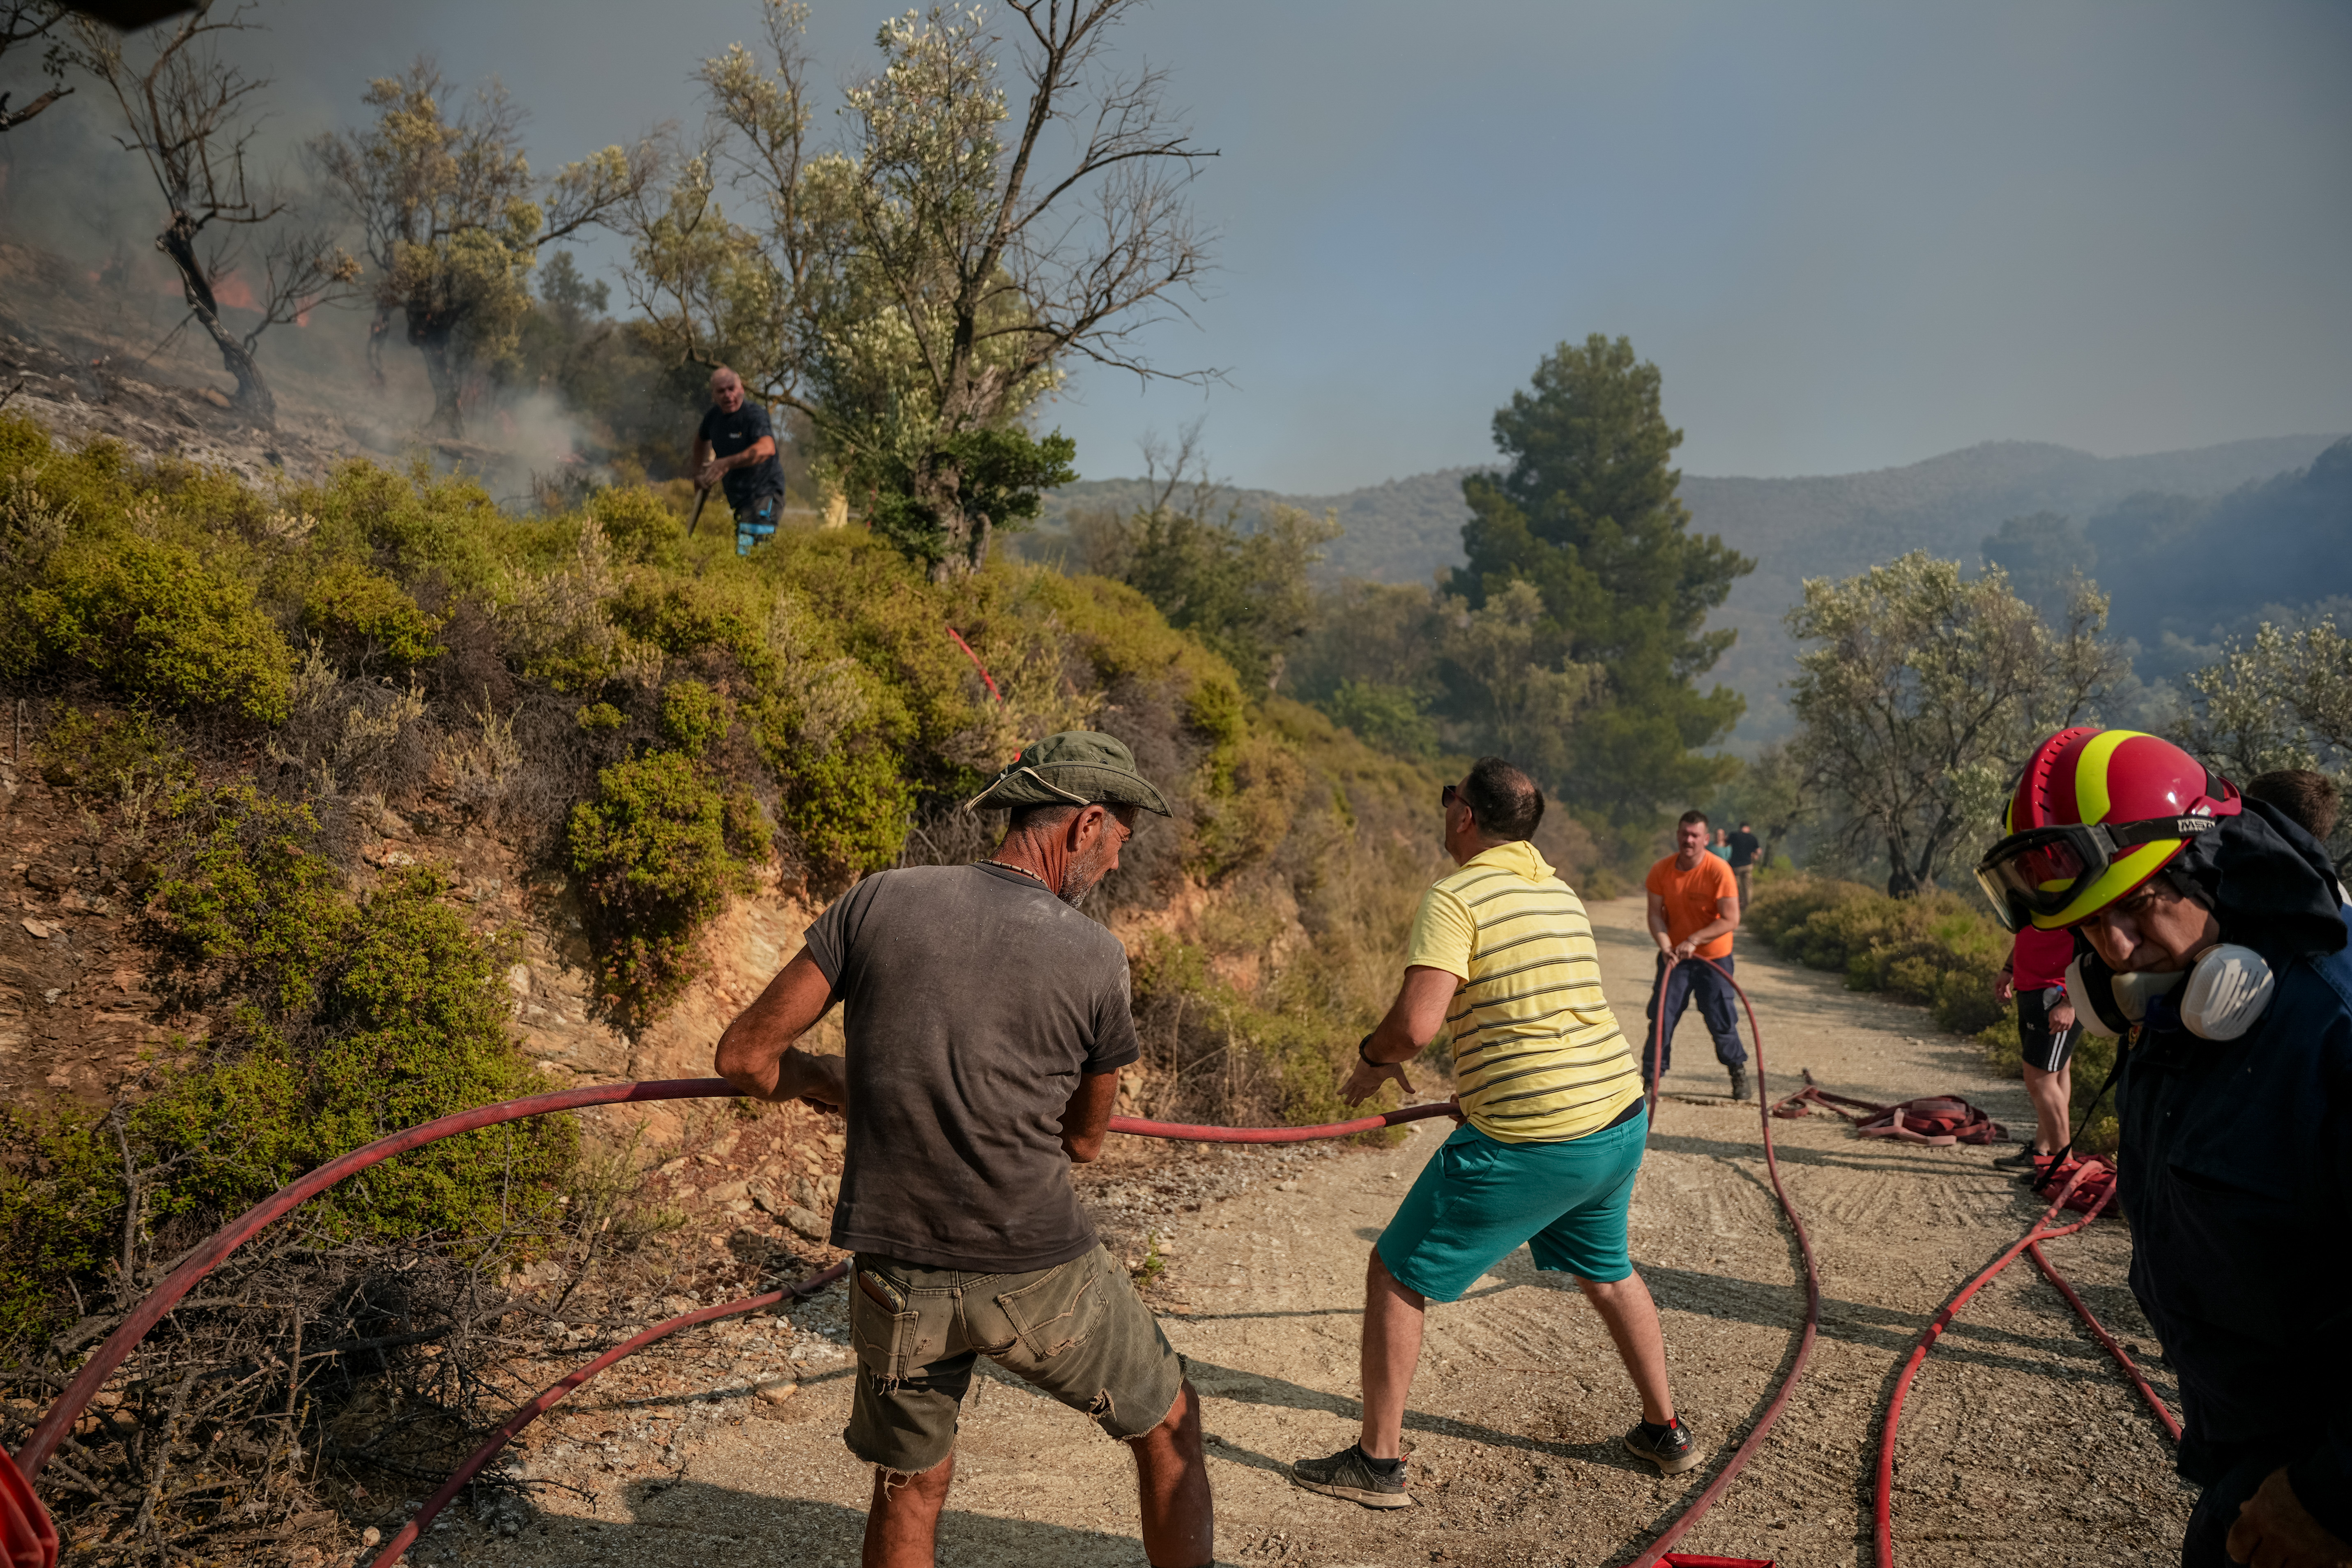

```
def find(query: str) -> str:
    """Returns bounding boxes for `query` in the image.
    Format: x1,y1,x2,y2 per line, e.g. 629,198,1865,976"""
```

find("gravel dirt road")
456,896,2193,1568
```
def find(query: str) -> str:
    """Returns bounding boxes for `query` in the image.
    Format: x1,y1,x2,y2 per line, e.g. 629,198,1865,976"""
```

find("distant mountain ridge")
1045,432,2348,747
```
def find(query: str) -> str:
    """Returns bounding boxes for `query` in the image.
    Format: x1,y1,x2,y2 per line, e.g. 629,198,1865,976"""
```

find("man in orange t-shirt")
1643,810,1749,1100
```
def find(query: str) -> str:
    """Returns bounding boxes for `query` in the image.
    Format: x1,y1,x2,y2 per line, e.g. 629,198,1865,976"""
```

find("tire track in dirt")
465,896,2191,1567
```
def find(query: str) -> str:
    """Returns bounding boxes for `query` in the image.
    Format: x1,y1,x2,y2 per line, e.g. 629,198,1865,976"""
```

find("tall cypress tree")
1451,335,1752,826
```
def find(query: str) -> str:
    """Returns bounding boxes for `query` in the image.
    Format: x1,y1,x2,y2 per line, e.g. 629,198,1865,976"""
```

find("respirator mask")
2063,945,2275,1041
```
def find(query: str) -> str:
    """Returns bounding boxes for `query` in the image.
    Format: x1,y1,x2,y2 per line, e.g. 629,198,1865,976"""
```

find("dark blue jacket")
2117,941,2352,1538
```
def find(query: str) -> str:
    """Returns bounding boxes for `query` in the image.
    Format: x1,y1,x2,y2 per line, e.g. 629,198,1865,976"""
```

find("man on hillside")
1726,820,1762,908
691,365,789,556
1975,727,2351,1567
713,732,1213,1568
1644,810,1749,1100
1290,756,1696,1510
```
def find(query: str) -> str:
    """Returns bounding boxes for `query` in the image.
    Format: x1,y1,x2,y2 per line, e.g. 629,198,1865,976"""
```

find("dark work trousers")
1643,952,1747,1077
2179,1442,2294,1567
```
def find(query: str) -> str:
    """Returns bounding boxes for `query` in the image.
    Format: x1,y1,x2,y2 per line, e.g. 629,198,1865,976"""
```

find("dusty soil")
382,896,2193,1568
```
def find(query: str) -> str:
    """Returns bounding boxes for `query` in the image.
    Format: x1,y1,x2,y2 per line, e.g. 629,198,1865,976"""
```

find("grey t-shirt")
802,863,1141,1272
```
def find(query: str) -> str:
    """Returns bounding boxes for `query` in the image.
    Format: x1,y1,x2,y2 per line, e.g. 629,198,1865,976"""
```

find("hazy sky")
15,0,2352,490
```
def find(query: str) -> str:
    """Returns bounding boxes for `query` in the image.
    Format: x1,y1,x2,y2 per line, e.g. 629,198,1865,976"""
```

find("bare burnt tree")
0,1,72,132
78,1,361,427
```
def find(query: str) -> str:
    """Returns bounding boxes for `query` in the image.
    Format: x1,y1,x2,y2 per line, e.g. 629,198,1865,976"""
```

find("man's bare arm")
1058,1071,1121,1164
1340,965,1461,1106
714,949,845,1106
1646,890,1673,953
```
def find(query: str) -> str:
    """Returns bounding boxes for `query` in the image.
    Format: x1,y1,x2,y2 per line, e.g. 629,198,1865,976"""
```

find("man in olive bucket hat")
715,733,1211,1568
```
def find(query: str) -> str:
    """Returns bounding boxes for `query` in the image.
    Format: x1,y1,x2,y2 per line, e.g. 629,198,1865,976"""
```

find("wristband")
1358,1033,1380,1065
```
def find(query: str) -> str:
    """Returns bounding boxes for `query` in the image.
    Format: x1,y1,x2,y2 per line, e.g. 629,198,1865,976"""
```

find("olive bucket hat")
964,731,1172,817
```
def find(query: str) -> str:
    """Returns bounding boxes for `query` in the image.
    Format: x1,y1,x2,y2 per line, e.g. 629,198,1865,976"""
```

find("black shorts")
2016,986,2078,1074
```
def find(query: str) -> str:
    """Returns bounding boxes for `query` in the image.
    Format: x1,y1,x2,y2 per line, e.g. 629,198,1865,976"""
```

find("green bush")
568,750,770,1014
1742,874,2007,1035
659,678,732,755
14,532,294,722
297,558,443,668
2,807,573,1345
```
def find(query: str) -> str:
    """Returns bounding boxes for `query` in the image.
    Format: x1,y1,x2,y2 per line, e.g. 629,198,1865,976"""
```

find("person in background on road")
1989,923,2080,1183
1726,820,1762,911
691,365,789,556
1975,727,2352,1568
1708,827,1731,860
1644,810,1750,1101
1291,756,1696,1510
713,732,1214,1568
2246,768,2348,906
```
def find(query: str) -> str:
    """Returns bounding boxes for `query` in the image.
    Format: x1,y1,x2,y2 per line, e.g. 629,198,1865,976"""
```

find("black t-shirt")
696,400,787,510
802,863,1141,1271
1726,830,1761,869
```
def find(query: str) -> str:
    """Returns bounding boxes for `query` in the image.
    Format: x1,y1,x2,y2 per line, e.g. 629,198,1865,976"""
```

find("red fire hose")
1626,954,1821,1568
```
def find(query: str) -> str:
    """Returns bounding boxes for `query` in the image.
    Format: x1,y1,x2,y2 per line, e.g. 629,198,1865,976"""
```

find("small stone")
360,1527,382,1547
20,918,50,939
23,863,69,891
1276,1179,1299,1192
707,1180,748,1203
747,1179,782,1214
782,1205,830,1242
754,1377,799,1405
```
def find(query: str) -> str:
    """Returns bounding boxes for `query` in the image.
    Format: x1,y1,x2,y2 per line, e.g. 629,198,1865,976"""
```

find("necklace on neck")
984,858,1051,887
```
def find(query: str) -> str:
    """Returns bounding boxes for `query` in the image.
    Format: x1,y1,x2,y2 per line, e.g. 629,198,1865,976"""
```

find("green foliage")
2,810,573,1345
298,558,443,668
659,679,732,755
1079,498,1339,693
1452,335,1753,825
568,751,769,1014
1786,551,2126,896
863,427,1079,575
1319,679,1440,759
29,705,189,798
1742,873,2008,1036
766,744,913,893
0,1103,127,1344
14,531,294,723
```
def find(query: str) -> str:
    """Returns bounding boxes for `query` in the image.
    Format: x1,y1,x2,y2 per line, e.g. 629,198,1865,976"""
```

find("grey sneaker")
1728,1065,1751,1102
1625,1415,1701,1475
1291,1444,1413,1508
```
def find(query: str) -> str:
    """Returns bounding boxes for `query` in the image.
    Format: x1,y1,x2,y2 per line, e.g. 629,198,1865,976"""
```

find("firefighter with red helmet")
1976,728,2352,1567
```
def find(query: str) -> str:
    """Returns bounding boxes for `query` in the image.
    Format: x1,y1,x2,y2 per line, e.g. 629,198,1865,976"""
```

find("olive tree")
1788,552,2127,896
78,2,363,426
313,62,657,437
2176,617,2352,870
627,0,1214,578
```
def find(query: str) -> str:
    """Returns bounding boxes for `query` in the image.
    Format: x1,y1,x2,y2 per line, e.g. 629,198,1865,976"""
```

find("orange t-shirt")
1646,854,1739,958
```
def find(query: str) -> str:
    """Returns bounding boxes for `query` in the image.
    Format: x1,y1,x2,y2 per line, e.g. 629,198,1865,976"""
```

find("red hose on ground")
360,1261,850,1568
1871,1162,2116,1568
2026,1241,2181,1441
12,1077,739,1486
1625,956,1820,1568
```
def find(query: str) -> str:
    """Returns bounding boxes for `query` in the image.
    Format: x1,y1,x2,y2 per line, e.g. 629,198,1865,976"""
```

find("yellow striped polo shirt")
1405,840,1640,1143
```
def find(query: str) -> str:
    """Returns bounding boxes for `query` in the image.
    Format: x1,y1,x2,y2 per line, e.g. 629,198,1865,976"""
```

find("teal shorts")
1375,1110,1648,1302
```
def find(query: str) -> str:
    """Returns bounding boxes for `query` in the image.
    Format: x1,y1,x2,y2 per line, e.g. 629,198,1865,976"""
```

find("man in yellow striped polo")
1291,756,1696,1510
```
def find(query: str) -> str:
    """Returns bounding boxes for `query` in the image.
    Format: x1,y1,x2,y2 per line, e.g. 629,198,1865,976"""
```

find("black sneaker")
1728,1066,1750,1102
1625,1415,1701,1475
1992,1144,2048,1170
1291,1443,1413,1508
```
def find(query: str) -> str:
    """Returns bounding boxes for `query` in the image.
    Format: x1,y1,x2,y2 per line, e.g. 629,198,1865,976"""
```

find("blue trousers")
2179,1441,2294,1567
734,494,780,555
1642,952,1746,1076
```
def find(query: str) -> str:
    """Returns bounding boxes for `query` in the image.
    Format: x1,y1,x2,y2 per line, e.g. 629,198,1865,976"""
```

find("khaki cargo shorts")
843,1242,1185,1474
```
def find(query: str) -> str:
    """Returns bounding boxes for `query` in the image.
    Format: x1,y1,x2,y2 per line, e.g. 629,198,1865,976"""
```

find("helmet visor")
1973,814,2223,933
